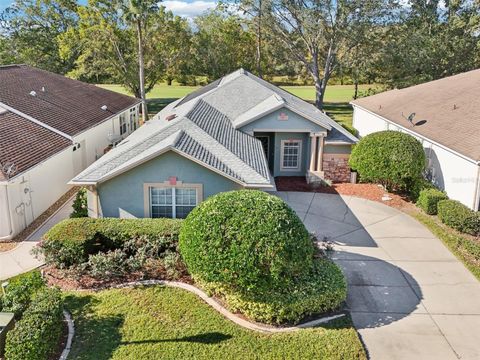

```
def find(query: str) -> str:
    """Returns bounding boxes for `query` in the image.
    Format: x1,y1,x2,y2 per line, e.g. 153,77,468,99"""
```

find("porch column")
316,135,325,172
309,134,317,171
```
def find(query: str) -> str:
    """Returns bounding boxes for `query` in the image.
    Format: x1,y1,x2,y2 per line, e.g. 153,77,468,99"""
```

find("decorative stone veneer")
323,154,351,183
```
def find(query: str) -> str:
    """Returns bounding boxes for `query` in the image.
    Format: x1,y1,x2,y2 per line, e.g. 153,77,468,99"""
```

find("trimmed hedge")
416,188,448,215
349,131,425,191
0,271,45,317
38,218,183,268
179,190,314,295
437,200,480,236
202,258,347,324
5,288,63,360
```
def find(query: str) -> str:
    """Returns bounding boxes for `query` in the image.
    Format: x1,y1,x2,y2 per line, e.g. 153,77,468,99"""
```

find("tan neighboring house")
0,65,141,240
352,70,480,210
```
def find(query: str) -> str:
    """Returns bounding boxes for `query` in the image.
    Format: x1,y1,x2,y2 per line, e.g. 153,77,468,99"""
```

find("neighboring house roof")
0,110,71,181
0,64,140,137
72,69,356,186
351,69,480,162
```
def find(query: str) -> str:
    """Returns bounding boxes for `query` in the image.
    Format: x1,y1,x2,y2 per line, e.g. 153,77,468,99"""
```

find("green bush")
416,188,448,215
70,188,88,218
179,190,314,295
437,200,480,236
37,218,182,269
203,258,347,324
349,131,425,191
0,271,45,317
5,288,63,360
407,177,435,201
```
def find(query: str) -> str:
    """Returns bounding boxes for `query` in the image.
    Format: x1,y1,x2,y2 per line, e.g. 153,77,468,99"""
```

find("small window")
281,140,302,170
150,187,197,219
129,107,138,131
120,113,127,135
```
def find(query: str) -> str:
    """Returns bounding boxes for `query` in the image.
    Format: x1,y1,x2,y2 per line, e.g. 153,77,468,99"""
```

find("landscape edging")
94,279,345,333
59,310,74,360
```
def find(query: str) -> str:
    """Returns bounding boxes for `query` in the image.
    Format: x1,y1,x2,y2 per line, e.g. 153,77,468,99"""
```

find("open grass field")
98,83,378,127
65,286,366,360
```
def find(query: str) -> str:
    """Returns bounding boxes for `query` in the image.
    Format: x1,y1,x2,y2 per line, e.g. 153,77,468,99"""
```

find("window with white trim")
119,112,127,135
150,187,197,219
281,140,302,170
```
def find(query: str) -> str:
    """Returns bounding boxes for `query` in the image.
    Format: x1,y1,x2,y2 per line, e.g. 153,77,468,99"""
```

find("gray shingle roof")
72,68,356,186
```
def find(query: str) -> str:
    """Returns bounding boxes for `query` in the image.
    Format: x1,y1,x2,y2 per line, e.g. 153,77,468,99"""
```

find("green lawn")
97,83,378,127
65,286,366,360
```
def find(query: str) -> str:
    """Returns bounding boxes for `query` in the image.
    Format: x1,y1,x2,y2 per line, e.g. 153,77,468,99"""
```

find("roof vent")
41,86,45,92
166,114,177,121
0,106,7,115
101,105,108,111
29,91,36,97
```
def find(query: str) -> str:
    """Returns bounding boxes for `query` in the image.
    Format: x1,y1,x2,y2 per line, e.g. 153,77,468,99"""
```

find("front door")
255,133,274,172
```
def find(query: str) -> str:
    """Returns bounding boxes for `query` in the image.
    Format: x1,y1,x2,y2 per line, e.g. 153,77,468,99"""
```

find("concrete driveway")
276,191,480,360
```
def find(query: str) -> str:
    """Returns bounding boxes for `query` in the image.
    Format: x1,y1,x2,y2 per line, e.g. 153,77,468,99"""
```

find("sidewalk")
0,197,74,281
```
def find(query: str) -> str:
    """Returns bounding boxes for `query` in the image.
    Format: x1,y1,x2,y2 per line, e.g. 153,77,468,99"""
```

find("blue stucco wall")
324,144,352,154
97,151,241,218
273,132,310,177
240,108,327,134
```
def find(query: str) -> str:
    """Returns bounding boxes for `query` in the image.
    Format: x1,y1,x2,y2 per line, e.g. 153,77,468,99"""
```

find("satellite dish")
407,113,416,124
2,162,17,178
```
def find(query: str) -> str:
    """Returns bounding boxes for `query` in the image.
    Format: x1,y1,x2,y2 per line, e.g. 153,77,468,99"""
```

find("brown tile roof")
0,65,140,136
0,110,71,180
352,69,480,161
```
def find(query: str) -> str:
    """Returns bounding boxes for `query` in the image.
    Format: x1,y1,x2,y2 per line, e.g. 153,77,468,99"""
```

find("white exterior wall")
0,147,73,239
0,104,140,240
353,106,480,210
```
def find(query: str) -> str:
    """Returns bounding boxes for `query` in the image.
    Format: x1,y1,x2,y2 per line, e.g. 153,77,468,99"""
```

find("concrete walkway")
0,197,74,281
277,191,480,360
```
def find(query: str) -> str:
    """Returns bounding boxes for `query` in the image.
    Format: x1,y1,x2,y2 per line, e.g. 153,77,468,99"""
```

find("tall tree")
192,10,256,81
61,1,190,103
0,0,78,72
117,0,158,120
262,0,396,109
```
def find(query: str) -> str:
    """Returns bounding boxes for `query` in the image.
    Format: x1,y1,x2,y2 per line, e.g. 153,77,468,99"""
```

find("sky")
0,0,218,18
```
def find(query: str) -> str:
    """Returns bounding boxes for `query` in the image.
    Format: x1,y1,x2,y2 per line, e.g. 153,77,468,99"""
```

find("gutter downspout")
0,184,14,240
473,161,480,211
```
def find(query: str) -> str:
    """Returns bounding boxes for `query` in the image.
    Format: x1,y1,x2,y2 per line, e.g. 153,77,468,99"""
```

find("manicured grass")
97,83,378,127
65,286,366,360
410,210,480,280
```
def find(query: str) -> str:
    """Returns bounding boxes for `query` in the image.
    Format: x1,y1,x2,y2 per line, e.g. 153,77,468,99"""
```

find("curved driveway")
276,191,480,360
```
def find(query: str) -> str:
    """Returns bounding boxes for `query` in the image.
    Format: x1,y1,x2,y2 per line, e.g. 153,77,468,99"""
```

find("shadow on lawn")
121,332,233,346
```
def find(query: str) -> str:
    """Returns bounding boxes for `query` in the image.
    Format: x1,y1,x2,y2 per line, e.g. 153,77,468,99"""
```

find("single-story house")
351,69,480,210
0,64,141,240
71,69,358,219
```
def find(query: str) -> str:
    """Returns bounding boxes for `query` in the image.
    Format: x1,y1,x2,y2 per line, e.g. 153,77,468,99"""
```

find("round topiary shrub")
349,131,425,191
179,190,314,295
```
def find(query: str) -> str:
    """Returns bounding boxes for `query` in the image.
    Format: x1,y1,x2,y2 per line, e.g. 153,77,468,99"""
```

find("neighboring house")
0,65,141,240
351,69,480,210
71,69,357,219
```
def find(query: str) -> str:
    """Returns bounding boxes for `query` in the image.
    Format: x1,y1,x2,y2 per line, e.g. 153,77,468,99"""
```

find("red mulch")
42,265,192,291
275,177,415,211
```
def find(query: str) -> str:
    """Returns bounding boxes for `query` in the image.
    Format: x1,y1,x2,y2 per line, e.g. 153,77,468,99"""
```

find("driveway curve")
276,191,480,360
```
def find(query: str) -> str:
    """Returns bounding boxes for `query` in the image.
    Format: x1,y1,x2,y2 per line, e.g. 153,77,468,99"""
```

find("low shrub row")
202,258,347,324
0,271,45,317
416,188,448,215
437,200,480,236
5,288,63,360
37,217,183,269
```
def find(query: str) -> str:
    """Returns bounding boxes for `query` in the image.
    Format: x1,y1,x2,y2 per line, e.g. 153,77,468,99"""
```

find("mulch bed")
49,317,69,360
275,176,415,211
43,264,192,291
0,187,79,252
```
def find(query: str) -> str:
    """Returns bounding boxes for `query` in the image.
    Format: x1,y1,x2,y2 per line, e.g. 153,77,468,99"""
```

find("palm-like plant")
117,0,159,121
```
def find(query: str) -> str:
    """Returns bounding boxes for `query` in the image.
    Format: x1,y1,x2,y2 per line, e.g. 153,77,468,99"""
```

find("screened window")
129,107,138,131
281,140,301,170
150,187,197,219
120,113,128,135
